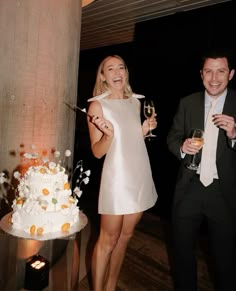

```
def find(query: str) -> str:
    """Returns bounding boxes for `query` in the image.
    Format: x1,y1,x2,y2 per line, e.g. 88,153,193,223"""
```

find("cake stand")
0,211,88,241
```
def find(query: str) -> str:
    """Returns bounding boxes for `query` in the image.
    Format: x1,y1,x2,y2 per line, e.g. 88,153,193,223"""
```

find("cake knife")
64,101,108,128
64,101,93,118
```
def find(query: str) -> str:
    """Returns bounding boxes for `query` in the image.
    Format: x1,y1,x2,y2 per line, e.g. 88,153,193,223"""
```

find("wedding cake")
10,162,80,235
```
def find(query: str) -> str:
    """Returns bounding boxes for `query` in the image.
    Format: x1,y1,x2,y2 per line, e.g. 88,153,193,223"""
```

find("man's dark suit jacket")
167,88,236,221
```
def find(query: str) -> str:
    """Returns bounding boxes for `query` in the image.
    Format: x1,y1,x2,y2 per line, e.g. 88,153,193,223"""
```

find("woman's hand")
142,114,157,136
91,115,114,137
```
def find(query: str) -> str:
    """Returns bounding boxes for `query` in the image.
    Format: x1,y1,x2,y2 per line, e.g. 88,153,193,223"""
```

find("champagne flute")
144,100,156,138
185,128,204,170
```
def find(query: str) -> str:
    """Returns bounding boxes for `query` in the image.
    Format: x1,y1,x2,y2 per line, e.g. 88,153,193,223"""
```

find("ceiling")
80,0,231,51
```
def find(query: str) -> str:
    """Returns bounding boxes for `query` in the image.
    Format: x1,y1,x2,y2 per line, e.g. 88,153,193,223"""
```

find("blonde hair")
93,55,133,97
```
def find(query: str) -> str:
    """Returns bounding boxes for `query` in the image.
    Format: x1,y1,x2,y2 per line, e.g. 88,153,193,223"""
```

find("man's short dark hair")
200,47,235,71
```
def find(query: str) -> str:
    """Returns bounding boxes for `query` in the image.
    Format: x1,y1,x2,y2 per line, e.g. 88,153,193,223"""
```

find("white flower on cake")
0,173,7,184
13,171,21,180
72,161,91,198
65,150,71,157
0,148,90,237
54,151,60,158
0,173,12,205
24,152,39,159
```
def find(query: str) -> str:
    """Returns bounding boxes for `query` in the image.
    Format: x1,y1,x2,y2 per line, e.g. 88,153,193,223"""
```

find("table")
0,212,88,291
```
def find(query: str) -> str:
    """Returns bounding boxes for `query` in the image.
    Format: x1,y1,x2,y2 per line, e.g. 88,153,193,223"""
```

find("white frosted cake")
10,162,79,235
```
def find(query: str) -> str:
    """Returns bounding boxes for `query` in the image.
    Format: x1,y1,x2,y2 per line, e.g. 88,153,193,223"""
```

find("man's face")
200,57,235,97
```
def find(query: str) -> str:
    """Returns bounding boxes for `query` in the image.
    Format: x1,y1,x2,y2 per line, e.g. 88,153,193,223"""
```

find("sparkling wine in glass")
144,100,156,138
185,128,204,170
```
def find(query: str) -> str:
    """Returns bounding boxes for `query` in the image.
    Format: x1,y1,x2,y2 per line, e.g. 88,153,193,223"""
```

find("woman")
87,55,158,291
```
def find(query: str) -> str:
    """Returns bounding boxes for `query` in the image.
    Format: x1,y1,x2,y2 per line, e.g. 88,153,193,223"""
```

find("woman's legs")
91,212,143,291
105,212,143,291
92,214,123,291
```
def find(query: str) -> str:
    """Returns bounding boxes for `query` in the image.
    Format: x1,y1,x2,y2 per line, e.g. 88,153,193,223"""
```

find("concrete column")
0,0,90,288
0,0,81,176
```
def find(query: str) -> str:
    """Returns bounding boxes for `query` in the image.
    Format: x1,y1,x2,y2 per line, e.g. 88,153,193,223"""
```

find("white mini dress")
88,93,158,215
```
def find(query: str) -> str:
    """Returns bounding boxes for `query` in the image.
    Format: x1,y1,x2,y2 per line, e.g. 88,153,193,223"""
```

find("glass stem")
149,123,152,135
191,154,196,164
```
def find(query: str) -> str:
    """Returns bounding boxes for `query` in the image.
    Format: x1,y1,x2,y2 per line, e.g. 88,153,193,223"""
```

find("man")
167,48,236,291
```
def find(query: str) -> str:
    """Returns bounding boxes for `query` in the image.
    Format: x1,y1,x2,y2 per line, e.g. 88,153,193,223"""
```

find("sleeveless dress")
88,93,158,214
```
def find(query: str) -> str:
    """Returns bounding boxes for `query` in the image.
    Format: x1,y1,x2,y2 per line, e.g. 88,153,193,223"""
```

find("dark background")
74,1,236,219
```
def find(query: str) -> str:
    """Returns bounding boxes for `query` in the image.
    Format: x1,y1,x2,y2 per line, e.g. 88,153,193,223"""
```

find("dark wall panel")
76,1,236,218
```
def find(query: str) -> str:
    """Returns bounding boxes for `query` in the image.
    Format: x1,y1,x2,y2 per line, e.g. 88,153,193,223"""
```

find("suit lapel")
217,91,234,159
191,92,205,130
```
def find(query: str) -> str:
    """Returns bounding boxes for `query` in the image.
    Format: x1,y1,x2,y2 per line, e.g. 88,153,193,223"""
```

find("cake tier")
17,164,72,204
11,163,80,235
11,205,79,234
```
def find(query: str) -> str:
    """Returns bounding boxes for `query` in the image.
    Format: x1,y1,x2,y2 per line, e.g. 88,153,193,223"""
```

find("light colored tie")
200,99,219,187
